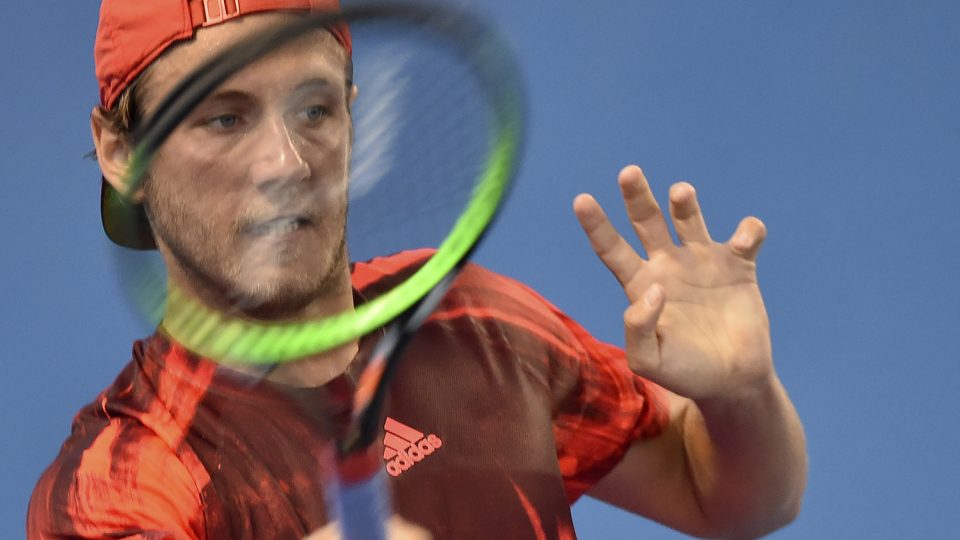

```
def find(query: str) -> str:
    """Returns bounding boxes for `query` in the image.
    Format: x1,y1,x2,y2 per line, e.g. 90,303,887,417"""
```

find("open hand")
574,165,773,401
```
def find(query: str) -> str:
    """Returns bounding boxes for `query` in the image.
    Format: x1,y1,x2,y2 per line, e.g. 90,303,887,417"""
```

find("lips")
246,216,312,236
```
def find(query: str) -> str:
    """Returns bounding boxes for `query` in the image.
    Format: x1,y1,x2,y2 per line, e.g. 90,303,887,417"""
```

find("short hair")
100,57,355,137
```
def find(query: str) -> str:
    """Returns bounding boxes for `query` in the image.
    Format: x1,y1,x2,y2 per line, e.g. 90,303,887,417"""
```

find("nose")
249,116,311,192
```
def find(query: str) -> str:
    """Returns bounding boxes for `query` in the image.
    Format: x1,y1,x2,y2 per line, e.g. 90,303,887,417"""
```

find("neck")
160,260,359,388
258,340,360,388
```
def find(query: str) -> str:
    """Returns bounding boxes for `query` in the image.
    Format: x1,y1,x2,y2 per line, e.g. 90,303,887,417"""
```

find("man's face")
139,14,354,317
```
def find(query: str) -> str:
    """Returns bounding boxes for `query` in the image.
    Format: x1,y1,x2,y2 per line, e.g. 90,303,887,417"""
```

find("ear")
91,107,144,203
349,84,359,107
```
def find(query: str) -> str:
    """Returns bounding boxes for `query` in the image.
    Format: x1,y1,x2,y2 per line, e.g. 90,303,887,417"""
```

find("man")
29,1,807,538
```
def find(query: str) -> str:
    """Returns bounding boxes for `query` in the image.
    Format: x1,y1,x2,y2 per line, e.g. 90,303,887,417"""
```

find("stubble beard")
144,178,351,321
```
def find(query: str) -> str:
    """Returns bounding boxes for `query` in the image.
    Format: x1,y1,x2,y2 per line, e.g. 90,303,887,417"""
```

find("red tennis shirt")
28,250,669,539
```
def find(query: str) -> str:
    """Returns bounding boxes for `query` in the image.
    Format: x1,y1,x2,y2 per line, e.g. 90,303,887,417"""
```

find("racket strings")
345,21,493,266
112,3,523,366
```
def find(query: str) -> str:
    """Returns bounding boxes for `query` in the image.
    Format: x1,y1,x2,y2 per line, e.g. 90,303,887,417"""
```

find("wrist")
695,371,784,421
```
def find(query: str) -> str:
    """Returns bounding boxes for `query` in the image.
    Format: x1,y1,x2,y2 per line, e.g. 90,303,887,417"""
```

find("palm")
574,166,773,401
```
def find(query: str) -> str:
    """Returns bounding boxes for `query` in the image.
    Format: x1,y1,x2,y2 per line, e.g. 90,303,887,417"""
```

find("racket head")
110,2,525,366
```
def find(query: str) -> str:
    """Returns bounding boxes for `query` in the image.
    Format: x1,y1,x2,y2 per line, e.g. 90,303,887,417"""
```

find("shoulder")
28,417,203,539
351,249,436,291
352,250,574,340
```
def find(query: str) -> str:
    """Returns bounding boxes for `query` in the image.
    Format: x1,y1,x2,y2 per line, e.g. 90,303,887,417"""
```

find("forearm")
682,374,807,538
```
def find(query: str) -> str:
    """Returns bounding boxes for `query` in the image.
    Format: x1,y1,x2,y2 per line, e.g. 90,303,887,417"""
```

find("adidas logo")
382,417,442,477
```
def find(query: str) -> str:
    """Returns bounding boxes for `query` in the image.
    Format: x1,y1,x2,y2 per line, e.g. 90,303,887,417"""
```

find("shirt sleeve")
27,419,204,540
487,274,670,503
550,307,671,502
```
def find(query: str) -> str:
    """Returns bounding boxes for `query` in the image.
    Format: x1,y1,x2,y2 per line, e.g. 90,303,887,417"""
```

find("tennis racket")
111,3,524,538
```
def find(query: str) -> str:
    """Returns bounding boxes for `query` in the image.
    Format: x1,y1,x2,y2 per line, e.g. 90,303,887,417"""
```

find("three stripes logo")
382,417,442,477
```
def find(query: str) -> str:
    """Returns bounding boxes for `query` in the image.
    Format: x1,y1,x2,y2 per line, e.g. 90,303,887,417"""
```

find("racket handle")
330,447,390,540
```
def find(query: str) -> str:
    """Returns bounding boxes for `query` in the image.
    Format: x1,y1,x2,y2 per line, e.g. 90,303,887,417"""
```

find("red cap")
96,0,351,109
96,0,352,249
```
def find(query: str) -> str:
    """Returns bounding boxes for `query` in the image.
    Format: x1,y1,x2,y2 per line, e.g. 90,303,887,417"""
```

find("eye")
206,113,239,130
302,105,327,122
214,114,238,128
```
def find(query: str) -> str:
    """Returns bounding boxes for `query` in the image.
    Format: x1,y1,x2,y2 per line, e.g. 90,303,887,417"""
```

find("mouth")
246,216,313,237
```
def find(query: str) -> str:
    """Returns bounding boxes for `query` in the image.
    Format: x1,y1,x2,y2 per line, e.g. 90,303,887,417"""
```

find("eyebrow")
202,89,253,104
293,78,334,92
288,78,341,101
198,77,338,107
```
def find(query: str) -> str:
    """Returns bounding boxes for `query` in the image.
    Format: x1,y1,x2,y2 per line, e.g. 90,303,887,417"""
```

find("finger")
624,283,665,376
574,193,645,287
387,516,434,540
728,216,767,261
668,182,712,244
618,166,674,255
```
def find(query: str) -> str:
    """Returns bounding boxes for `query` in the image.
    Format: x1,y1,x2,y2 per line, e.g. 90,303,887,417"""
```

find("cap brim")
101,178,157,250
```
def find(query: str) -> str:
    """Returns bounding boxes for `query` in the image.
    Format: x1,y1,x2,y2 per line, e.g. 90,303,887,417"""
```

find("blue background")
2,1,959,538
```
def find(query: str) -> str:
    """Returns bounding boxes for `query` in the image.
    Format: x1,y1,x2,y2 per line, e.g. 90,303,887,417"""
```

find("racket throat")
342,268,461,455
326,446,391,540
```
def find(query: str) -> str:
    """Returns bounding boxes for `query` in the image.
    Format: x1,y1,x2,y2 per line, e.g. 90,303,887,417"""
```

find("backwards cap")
95,0,351,248
96,0,351,109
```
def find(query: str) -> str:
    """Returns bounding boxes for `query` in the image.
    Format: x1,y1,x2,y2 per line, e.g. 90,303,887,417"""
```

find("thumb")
303,521,340,540
624,283,665,376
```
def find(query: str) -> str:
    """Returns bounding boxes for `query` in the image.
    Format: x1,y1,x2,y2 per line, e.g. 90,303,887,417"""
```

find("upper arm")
586,390,717,537
447,265,690,521
28,420,204,540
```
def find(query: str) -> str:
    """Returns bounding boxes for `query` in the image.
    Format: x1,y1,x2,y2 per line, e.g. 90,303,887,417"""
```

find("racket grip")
331,447,390,540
